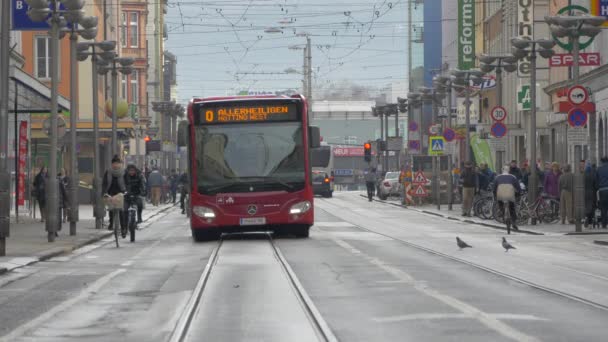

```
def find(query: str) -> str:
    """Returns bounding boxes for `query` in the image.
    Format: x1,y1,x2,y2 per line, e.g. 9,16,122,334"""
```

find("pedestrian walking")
169,169,179,204
583,161,598,227
147,167,164,206
596,157,608,228
102,155,127,233
559,164,574,224
364,168,377,202
460,161,478,217
59,168,70,223
124,165,146,223
179,171,189,214
33,167,47,222
543,162,561,199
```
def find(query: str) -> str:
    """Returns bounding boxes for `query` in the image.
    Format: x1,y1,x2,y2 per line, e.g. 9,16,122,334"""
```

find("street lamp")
450,69,485,163
511,37,556,225
25,0,90,242
478,54,517,170
545,14,605,231
76,40,116,230
97,55,134,157
62,15,98,236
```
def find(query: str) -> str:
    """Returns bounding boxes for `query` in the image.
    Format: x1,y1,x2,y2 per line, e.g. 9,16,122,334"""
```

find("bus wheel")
192,229,220,242
292,225,310,238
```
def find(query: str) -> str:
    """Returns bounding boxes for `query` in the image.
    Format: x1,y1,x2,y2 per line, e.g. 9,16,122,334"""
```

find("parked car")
377,171,401,200
312,171,333,198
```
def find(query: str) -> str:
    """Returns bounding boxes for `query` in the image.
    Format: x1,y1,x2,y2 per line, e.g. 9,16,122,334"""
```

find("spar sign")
518,0,534,78
458,0,475,70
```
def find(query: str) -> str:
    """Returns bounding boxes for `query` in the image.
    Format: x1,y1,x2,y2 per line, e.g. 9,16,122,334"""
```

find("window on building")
35,36,53,79
129,12,138,47
121,74,127,99
121,12,127,47
130,71,139,104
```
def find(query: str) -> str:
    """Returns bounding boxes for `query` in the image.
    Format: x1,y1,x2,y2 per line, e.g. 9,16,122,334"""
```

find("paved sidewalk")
371,195,608,236
0,202,176,275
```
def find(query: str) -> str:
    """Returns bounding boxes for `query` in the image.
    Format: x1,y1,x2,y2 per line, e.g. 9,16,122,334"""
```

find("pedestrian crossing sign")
428,136,445,156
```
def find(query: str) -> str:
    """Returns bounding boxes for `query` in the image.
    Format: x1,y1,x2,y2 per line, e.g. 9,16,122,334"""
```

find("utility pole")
46,2,61,242
69,29,79,236
306,36,312,105
111,67,118,157
572,37,583,232
0,0,11,255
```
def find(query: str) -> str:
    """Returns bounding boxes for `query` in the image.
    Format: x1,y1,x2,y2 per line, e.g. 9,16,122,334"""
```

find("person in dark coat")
33,167,47,222
460,161,478,217
509,160,523,181
124,164,146,223
582,160,598,227
596,157,608,228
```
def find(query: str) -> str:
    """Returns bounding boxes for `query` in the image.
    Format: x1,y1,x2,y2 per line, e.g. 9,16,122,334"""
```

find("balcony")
121,47,147,58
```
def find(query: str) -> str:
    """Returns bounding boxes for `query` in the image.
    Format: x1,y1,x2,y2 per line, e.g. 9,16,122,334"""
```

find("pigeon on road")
502,237,516,252
456,237,472,250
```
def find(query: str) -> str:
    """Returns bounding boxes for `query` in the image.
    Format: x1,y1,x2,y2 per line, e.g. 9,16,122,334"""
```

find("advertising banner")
517,0,534,77
471,134,495,171
458,0,475,70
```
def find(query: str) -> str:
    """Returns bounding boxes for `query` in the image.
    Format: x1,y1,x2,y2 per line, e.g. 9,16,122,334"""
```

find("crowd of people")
31,156,190,235
457,158,608,228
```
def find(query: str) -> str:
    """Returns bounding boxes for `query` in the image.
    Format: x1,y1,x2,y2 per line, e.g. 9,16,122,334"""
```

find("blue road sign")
12,0,68,30
568,108,588,128
334,169,354,176
409,121,418,132
408,140,420,150
491,122,507,138
443,128,456,142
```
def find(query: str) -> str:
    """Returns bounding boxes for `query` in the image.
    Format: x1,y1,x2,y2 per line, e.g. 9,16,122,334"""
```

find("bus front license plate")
240,217,266,226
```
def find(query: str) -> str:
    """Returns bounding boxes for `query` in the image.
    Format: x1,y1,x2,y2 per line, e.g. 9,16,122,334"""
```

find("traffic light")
397,97,408,113
364,142,372,162
144,135,151,142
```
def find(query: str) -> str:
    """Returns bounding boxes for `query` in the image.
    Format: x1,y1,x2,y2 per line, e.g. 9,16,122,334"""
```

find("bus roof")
190,94,305,105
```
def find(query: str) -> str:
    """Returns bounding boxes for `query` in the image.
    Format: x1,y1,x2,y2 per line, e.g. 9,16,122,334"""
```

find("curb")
0,205,176,276
566,231,608,236
360,194,543,235
594,240,608,246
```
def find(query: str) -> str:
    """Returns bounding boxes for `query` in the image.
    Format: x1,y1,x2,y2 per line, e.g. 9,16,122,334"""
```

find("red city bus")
178,94,323,241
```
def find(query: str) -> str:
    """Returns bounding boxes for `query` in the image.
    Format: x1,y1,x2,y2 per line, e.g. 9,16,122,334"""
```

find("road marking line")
121,261,134,267
333,239,541,342
0,268,126,342
373,313,548,323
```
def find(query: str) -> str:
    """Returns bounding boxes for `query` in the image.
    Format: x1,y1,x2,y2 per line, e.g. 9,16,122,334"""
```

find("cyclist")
102,155,127,235
493,165,522,231
124,165,146,223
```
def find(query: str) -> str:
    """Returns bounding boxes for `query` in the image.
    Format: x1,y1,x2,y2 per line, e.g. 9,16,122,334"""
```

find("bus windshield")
194,122,306,194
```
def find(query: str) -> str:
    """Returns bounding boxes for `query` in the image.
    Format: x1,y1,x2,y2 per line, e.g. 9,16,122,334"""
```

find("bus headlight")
289,201,311,215
193,206,216,219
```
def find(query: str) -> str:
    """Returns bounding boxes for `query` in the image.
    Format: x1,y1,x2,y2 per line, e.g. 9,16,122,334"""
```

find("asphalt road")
1,193,608,342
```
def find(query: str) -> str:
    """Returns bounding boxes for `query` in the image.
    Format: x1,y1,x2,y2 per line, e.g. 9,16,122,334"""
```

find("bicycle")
125,193,138,243
104,193,124,248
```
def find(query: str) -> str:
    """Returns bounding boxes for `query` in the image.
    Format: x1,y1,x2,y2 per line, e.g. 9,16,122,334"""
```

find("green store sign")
553,5,596,52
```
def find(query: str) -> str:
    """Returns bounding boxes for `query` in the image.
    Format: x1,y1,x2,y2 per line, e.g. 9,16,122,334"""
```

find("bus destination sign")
197,102,298,124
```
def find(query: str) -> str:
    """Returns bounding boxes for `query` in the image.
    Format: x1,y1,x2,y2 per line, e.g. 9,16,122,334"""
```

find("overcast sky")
164,0,421,104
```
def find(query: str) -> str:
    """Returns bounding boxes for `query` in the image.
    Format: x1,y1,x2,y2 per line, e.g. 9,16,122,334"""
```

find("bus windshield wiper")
241,177,295,190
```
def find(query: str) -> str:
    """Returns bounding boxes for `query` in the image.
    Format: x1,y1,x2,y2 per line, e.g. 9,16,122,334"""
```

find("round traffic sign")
490,106,507,122
43,116,67,139
568,108,588,127
443,128,456,142
568,85,589,106
408,140,420,150
409,121,418,132
428,124,441,135
490,122,507,138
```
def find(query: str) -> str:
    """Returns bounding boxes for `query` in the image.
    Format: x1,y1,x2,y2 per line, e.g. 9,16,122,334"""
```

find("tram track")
169,233,338,342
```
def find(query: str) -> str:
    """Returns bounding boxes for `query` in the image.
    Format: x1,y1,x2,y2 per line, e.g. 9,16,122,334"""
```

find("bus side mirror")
309,126,321,148
177,121,188,147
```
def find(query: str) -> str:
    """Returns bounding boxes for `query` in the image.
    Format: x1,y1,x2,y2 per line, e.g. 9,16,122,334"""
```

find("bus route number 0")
205,110,214,122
